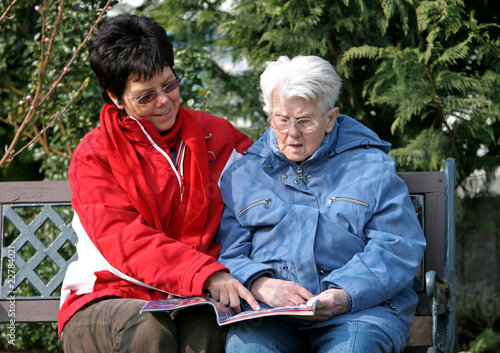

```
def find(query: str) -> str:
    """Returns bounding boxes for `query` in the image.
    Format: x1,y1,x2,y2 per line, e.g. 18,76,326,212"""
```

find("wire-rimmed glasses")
268,115,325,133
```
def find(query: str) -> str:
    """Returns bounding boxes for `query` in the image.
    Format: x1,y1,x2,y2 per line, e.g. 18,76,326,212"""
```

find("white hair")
260,55,342,115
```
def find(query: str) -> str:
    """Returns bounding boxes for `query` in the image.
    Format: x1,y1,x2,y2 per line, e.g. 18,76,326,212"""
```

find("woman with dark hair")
58,15,258,353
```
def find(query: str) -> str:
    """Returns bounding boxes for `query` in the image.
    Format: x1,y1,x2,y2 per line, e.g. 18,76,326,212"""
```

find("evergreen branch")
435,36,471,66
416,1,438,31
381,0,412,35
423,26,440,65
435,70,478,94
389,127,445,171
465,19,500,55
424,61,462,161
341,45,383,66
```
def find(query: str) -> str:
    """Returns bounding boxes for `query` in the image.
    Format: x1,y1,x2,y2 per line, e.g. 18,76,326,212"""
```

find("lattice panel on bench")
1,203,78,300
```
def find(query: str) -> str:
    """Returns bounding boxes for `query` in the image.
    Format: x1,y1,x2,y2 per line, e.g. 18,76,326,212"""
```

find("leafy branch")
423,59,463,161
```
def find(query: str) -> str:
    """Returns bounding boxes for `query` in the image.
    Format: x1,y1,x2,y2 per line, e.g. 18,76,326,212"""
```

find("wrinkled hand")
205,271,260,313
301,288,349,322
250,276,314,308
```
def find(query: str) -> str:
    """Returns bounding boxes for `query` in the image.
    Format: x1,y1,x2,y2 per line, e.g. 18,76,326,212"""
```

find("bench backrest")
0,181,76,322
0,160,456,338
400,158,456,352
399,161,455,317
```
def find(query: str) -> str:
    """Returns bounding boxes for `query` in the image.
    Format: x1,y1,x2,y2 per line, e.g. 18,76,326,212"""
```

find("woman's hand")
204,271,260,313
250,276,314,308
301,288,349,322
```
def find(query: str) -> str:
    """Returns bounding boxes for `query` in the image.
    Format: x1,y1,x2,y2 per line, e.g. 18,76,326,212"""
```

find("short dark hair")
89,15,175,105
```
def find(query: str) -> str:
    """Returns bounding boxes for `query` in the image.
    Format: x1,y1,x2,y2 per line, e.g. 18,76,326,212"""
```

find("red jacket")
57,106,252,337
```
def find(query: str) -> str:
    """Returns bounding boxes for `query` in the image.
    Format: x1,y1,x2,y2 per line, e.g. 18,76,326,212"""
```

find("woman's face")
270,94,338,162
108,66,180,132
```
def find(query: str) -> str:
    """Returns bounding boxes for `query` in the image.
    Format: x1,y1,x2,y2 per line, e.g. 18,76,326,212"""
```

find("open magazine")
140,296,319,326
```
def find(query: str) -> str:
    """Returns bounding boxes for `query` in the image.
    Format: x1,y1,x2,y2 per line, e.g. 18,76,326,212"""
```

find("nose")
287,123,302,138
156,90,171,106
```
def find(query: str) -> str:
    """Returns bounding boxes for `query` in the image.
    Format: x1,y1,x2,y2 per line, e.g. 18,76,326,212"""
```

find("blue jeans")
226,318,395,353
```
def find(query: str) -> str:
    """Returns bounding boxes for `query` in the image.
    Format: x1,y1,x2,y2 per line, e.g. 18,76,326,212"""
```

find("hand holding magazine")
140,296,319,326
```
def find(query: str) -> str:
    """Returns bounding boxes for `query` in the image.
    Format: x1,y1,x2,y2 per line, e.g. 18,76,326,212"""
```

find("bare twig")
7,78,90,162
0,0,19,23
39,0,113,105
0,0,112,169
0,108,37,167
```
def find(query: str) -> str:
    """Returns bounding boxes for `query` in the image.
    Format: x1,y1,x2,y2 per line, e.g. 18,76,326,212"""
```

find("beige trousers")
61,298,228,353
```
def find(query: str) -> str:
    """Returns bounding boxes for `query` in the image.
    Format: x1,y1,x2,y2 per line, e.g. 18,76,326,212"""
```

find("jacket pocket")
237,198,272,217
326,196,370,208
234,195,290,229
322,194,373,238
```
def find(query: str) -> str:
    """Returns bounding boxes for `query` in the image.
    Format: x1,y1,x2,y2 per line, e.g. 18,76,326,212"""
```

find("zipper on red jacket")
129,116,184,199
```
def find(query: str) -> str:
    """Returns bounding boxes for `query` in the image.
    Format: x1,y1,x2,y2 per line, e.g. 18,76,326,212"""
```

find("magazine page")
140,297,236,325
218,298,318,325
140,297,318,326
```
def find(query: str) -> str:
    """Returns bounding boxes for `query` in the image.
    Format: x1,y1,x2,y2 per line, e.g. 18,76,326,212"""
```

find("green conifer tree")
146,0,500,189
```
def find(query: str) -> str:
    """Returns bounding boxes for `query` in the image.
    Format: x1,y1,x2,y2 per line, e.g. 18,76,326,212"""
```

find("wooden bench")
0,159,457,352
401,158,457,353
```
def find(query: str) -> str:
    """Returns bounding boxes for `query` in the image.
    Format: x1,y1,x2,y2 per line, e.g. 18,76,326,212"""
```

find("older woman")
58,15,259,353
215,55,426,353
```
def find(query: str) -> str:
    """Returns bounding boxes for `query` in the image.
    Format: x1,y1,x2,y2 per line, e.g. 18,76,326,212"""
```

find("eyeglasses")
130,78,181,104
268,115,325,133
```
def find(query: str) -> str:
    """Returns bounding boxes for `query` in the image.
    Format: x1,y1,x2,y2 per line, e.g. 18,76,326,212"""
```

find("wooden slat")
398,171,445,194
0,181,72,203
424,193,446,275
0,300,59,322
398,172,446,317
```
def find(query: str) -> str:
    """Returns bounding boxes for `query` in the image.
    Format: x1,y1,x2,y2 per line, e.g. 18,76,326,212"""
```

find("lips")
156,108,171,117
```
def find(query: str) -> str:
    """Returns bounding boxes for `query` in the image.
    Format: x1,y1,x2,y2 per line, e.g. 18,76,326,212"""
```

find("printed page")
140,297,235,325
218,298,318,325
140,297,318,326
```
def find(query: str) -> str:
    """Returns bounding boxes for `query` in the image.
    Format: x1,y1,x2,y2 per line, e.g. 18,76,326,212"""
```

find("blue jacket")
215,115,426,351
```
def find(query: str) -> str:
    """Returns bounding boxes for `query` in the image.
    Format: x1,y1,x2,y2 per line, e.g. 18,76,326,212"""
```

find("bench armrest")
425,270,456,353
426,270,449,298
